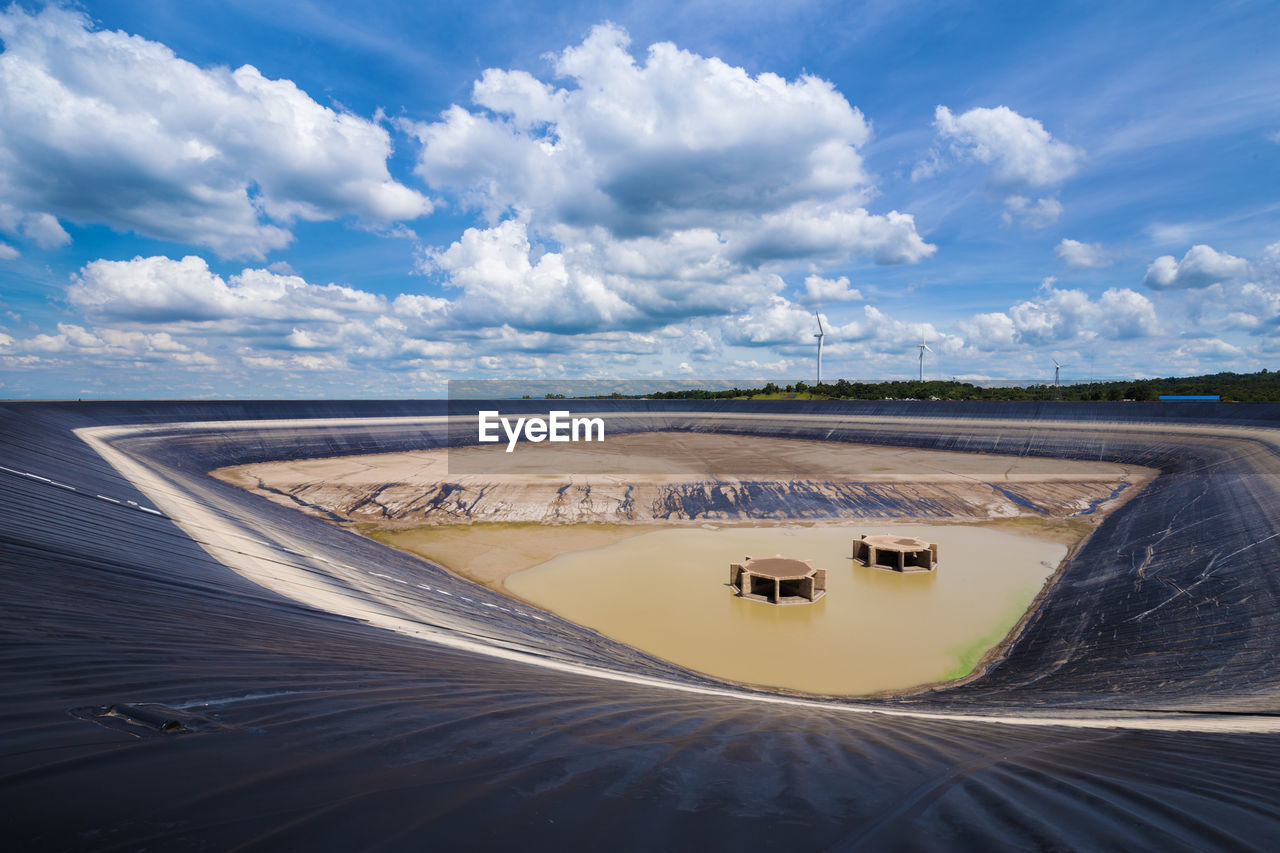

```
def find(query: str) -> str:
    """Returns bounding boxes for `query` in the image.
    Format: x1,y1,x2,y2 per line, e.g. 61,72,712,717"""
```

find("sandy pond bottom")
504,525,1064,696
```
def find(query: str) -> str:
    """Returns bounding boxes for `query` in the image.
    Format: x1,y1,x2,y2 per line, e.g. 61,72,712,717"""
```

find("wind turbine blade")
815,313,824,335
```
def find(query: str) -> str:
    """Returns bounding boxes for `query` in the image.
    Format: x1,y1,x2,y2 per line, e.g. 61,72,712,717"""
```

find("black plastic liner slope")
3,400,1280,850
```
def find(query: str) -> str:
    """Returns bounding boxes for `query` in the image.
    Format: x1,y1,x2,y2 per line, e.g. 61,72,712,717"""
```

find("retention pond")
504,524,1065,695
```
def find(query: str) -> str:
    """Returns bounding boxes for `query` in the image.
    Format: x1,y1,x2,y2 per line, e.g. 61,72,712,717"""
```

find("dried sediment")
215,432,1147,526
236,476,1137,524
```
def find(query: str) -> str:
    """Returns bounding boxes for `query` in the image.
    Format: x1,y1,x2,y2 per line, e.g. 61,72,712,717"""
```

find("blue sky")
1,0,1277,398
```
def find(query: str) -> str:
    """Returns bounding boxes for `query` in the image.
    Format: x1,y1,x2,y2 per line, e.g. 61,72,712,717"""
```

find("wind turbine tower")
917,330,932,382
814,313,825,386
1053,359,1068,400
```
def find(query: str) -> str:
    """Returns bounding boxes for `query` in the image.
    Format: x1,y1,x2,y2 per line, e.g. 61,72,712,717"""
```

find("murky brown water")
505,525,1064,695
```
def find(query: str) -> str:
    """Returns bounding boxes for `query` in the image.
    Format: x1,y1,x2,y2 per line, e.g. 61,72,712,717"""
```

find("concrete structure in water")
853,534,938,573
730,555,827,605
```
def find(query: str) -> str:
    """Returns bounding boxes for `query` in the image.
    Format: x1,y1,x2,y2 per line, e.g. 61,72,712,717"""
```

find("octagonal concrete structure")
730,555,827,605
854,533,938,573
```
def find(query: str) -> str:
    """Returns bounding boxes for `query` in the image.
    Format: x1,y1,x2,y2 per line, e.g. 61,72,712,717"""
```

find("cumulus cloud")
68,255,390,324
0,203,71,249
1214,282,1280,331
1001,195,1062,228
720,296,957,360
959,312,1018,347
10,322,213,365
0,241,17,261
0,202,68,252
721,297,834,347
1173,337,1245,360
1184,242,1280,333
920,105,1082,223
49,253,744,376
728,206,933,266
801,274,863,305
20,212,71,248
407,25,881,235
44,250,971,385
1055,238,1111,268
926,105,1083,188
422,219,634,333
0,7,430,258
399,24,932,331
1265,241,1280,268
960,279,1157,348
419,219,789,333
1141,244,1250,290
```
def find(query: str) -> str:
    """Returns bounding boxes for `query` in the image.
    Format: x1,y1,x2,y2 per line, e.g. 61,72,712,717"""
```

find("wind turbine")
813,313,825,386
917,330,932,382
1053,358,1068,400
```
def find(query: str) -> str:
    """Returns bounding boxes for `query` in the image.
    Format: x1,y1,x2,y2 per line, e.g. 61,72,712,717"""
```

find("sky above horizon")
1,0,1278,398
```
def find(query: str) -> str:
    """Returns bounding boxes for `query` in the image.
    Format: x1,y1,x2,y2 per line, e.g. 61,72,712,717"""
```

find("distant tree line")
596,369,1280,403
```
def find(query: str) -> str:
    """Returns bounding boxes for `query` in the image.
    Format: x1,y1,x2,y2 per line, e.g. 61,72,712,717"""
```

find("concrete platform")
730,555,827,604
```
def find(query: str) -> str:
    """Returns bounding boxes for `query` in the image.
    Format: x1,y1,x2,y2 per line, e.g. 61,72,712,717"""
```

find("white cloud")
50,253,742,375
920,106,1081,225
0,241,17,260
1094,288,1161,338
14,241,1270,389
802,274,863,305
1142,244,1250,290
1173,338,1245,360
422,219,635,333
12,321,215,365
0,7,430,258
960,312,1017,347
928,105,1083,189
0,202,70,250
721,297,833,346
408,25,879,235
720,297,958,358
391,292,451,322
415,210,923,335
1217,288,1278,331
52,249,987,380
68,255,388,323
19,212,71,248
241,351,344,372
1055,238,1111,268
1001,195,1062,228
1267,130,1280,144
420,219,795,333
401,23,932,327
1145,222,1198,246
1263,241,1280,270
961,279,1157,348
285,328,327,350
728,205,934,266
909,150,944,182
1185,242,1280,333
